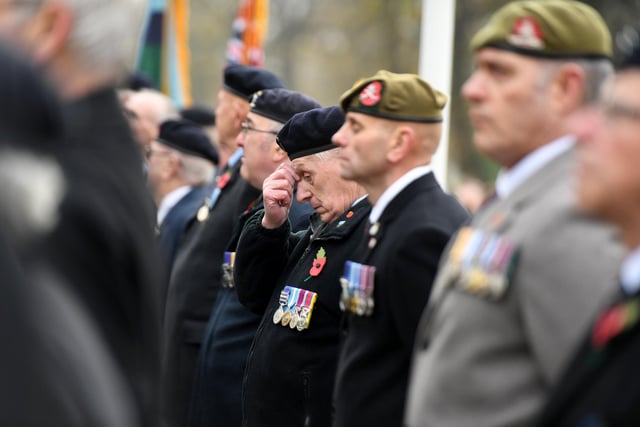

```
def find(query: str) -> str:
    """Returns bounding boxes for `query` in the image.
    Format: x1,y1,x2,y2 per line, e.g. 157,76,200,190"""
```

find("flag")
226,0,269,66
136,0,192,107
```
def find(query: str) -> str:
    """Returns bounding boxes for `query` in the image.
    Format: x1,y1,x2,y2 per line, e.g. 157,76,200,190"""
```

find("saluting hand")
261,162,299,229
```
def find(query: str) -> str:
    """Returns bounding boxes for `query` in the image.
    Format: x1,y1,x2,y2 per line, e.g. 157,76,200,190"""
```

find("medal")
281,287,299,327
273,307,284,324
197,203,209,222
273,287,290,324
281,310,292,326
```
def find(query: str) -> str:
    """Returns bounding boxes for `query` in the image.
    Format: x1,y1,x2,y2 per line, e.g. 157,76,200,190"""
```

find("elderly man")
233,106,370,427
330,71,469,427
0,1,166,425
162,64,286,427
405,2,624,426
124,89,180,159
147,119,218,269
188,88,318,427
537,34,640,427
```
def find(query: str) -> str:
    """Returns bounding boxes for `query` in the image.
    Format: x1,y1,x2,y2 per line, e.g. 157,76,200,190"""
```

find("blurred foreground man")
331,71,468,427
0,1,165,425
538,35,640,427
406,2,623,426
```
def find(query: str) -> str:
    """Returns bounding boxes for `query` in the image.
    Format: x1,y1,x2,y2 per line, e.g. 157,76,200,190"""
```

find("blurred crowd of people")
3,0,640,426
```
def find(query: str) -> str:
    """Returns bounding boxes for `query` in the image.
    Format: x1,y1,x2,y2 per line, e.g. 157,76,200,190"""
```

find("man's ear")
387,126,414,164
25,2,74,65
550,63,586,116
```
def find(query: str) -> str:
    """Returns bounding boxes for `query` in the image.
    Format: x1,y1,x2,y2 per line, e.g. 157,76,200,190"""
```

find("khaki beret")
470,0,612,60
339,70,447,123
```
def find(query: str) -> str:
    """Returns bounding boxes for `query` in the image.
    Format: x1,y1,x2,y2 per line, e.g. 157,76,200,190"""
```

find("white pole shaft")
419,0,456,191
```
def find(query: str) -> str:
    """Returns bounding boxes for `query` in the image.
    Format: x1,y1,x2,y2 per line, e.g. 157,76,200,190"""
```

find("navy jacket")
158,185,208,270
188,196,313,427
236,198,371,427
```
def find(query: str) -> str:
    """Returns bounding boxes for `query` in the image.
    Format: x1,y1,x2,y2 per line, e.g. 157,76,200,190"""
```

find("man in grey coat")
405,2,624,426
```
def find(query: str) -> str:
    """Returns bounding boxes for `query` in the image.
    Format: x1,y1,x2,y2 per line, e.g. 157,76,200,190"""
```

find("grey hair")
21,0,139,78
311,146,341,161
537,58,614,105
179,153,216,186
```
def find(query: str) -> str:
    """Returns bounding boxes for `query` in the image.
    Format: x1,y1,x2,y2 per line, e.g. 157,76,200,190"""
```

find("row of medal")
339,260,376,316
273,286,318,331
441,227,519,299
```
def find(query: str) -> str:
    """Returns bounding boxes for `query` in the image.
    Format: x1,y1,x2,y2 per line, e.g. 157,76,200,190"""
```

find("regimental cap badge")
507,17,543,50
358,81,383,107
249,90,263,108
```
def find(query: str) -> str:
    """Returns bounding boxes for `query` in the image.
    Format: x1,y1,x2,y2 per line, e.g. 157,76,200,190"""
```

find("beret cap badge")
358,81,383,107
507,17,544,50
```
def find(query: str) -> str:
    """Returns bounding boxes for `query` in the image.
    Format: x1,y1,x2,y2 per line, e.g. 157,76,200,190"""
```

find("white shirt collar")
369,165,432,224
157,185,192,225
495,135,574,199
620,247,640,295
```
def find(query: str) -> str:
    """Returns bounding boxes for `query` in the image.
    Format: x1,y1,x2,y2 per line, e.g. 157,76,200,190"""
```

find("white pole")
419,0,456,191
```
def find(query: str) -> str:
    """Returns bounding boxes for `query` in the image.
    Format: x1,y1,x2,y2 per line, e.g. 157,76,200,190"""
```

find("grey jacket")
405,148,623,427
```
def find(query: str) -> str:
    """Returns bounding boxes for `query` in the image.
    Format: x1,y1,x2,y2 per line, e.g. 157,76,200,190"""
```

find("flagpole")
418,0,456,191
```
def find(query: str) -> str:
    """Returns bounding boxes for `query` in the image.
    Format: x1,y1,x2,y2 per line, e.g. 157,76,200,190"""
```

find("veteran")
331,72,469,427
161,64,285,427
234,106,369,427
187,88,317,427
147,119,217,270
537,31,640,427
405,2,624,426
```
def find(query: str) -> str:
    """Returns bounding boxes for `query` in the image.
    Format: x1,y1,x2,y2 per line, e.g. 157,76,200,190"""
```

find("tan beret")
470,0,612,60
339,70,447,123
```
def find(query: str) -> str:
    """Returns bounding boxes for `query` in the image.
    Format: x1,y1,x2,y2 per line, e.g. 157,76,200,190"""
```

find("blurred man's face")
293,151,357,224
461,47,555,168
236,112,279,189
573,71,640,227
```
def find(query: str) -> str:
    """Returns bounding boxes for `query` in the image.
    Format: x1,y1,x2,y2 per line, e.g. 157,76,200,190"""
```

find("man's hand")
261,163,299,229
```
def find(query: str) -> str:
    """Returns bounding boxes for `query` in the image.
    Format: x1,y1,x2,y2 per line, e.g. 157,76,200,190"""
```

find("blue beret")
277,106,345,160
223,64,286,100
158,119,219,164
250,88,321,124
180,105,216,126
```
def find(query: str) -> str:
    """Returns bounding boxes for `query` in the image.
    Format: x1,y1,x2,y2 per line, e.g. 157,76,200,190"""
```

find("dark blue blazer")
158,185,209,271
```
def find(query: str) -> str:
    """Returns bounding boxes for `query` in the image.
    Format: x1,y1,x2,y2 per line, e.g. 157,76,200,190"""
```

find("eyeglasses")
144,146,173,160
241,121,278,137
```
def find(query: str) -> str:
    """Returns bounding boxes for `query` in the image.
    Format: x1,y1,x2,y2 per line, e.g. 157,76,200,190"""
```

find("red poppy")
217,172,231,189
308,247,327,277
591,306,625,348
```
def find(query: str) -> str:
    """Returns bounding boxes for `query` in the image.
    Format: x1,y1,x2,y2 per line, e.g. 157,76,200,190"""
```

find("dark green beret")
277,106,344,160
339,70,447,123
470,0,612,60
249,88,321,124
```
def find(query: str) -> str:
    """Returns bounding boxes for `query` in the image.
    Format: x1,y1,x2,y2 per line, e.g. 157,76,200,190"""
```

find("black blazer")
538,289,640,426
35,88,164,427
333,173,469,427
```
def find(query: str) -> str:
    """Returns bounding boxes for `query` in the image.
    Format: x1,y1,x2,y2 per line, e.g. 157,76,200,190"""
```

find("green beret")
339,70,447,123
470,0,612,60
